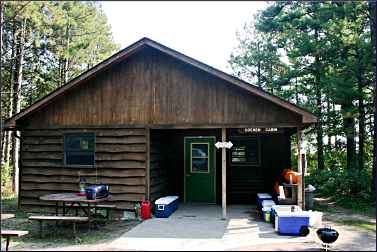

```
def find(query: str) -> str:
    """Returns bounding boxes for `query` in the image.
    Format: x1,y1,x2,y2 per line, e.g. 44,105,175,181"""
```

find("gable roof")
4,37,317,129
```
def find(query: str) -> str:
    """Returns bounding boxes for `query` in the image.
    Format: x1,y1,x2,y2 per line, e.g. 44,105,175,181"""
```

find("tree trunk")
63,16,70,84
316,86,324,170
369,0,376,200
314,28,324,170
11,18,26,196
4,21,17,166
295,77,299,105
357,60,365,171
343,106,356,171
0,0,4,166
327,95,332,151
257,42,261,88
0,0,4,164
314,66,324,170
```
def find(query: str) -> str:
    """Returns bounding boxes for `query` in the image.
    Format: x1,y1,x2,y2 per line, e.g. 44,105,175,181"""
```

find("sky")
101,1,268,74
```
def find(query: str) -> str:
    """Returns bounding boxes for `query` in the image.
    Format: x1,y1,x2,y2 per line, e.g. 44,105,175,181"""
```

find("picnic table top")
39,193,110,204
1,214,15,220
0,230,29,237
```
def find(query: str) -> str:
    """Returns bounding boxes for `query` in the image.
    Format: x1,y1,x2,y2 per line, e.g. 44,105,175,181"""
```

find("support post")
221,128,227,220
297,127,304,209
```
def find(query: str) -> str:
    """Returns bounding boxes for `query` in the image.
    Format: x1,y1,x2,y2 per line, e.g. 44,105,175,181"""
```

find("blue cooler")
275,211,310,235
155,196,179,218
257,193,272,209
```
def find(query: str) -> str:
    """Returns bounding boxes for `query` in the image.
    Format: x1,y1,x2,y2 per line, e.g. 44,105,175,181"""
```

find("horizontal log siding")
20,128,147,211
149,133,168,201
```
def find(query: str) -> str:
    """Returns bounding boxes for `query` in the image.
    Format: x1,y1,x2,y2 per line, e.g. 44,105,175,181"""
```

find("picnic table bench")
28,215,89,238
1,230,29,251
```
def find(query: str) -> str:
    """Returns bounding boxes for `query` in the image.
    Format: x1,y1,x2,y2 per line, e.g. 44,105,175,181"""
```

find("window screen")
64,133,95,166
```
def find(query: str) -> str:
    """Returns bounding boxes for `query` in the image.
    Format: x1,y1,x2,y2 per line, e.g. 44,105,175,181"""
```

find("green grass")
1,217,140,249
1,196,140,250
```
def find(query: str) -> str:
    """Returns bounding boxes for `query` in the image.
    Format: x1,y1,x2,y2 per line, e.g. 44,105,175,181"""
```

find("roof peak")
4,37,317,129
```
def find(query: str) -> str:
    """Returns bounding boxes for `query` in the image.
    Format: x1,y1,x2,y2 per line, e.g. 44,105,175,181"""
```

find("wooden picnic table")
1,230,29,251
39,193,111,230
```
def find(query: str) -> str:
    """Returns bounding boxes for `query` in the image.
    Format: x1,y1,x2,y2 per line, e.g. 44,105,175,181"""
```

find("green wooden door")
184,137,216,203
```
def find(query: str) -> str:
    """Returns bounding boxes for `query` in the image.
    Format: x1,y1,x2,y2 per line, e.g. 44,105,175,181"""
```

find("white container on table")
307,210,323,228
261,200,276,208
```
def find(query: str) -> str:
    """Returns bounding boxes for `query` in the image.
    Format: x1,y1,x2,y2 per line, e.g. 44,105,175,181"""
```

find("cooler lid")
155,196,179,205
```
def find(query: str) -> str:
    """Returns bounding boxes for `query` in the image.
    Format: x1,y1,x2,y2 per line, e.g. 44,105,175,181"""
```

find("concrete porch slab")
109,204,316,251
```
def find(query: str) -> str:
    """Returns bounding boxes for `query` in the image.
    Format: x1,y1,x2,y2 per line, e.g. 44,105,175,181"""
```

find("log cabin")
4,37,317,218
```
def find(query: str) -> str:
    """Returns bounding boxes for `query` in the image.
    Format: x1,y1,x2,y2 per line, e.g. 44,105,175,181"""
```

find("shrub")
306,166,373,208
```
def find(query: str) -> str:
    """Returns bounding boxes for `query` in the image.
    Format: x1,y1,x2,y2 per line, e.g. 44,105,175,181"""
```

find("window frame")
230,136,261,167
63,132,96,167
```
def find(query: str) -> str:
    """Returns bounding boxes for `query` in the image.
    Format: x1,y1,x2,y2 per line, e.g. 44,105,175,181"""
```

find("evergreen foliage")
0,1,120,189
230,1,375,204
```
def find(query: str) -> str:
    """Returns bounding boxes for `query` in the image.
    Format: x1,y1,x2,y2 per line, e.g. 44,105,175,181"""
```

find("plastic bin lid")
306,211,323,216
257,193,272,198
305,184,316,192
261,200,276,207
155,196,179,205
272,205,302,211
276,211,310,217
262,207,272,211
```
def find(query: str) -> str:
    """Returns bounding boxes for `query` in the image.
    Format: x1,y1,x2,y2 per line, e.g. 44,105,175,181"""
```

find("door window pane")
191,143,209,173
192,158,209,172
191,144,208,158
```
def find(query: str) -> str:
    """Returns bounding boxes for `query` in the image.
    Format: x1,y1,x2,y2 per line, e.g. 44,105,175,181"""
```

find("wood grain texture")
22,167,146,177
6,38,316,130
21,199,136,211
21,175,146,185
149,131,168,201
22,182,145,193
21,48,302,128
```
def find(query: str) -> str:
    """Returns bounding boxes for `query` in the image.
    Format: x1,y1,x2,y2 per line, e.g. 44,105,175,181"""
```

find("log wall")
20,128,147,213
149,132,168,201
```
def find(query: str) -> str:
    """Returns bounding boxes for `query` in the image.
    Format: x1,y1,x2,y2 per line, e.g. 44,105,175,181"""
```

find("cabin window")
230,136,260,166
64,133,95,166
190,143,209,173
